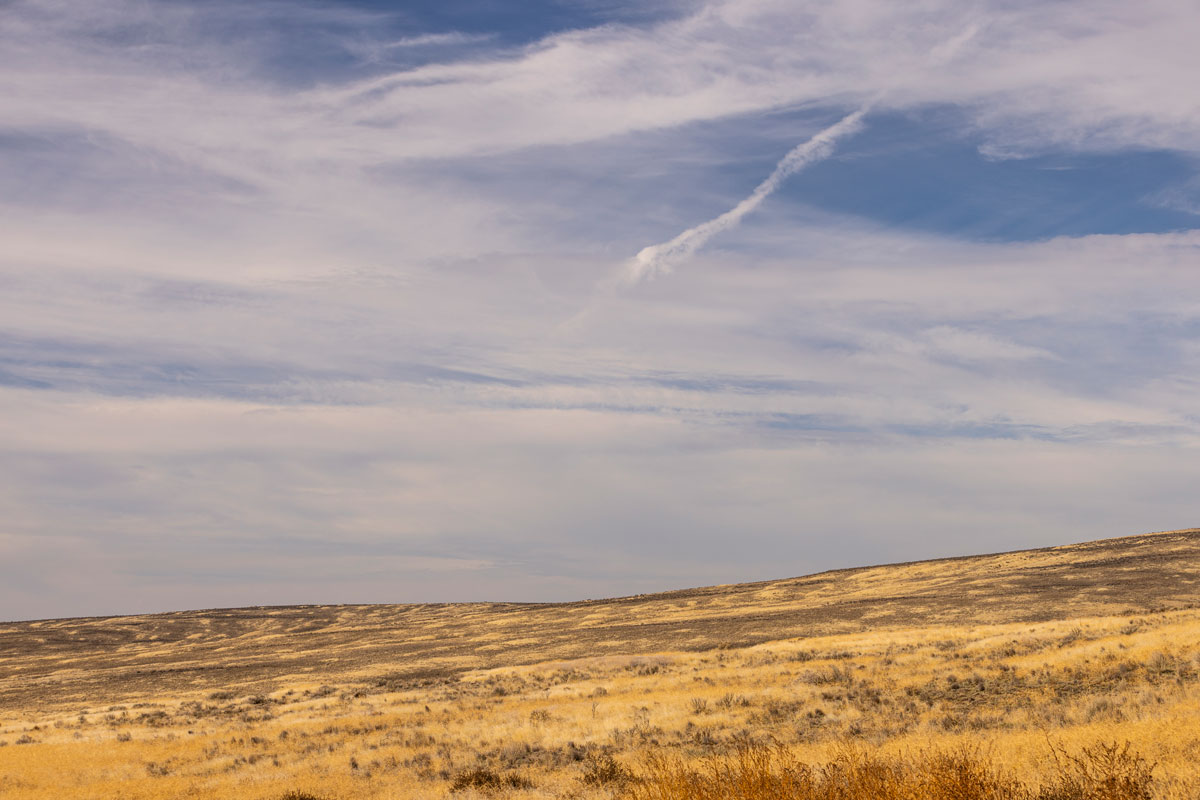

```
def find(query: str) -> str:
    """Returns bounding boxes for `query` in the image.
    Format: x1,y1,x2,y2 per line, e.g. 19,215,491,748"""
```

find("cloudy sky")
3,0,1199,621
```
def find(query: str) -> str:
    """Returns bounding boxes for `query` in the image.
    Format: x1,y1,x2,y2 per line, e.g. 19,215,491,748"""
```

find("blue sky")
2,0,1200,620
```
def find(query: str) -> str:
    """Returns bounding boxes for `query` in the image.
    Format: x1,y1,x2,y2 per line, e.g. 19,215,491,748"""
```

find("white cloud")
624,104,870,282
920,326,1056,362
2,0,1200,617
4,0,1200,183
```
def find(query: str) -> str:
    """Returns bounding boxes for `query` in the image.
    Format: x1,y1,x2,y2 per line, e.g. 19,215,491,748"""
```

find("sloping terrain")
2,528,1198,710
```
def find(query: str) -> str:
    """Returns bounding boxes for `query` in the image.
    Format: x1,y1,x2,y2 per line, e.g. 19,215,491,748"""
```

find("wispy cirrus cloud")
5,0,1200,177
2,0,1200,619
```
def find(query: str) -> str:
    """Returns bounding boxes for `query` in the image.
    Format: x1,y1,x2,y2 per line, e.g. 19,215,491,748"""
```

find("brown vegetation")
0,528,1199,798
626,741,1155,800
3,528,1198,710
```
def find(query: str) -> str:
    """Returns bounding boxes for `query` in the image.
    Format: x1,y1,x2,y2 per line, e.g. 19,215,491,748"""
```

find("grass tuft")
450,767,535,793
582,753,637,788
622,741,1154,800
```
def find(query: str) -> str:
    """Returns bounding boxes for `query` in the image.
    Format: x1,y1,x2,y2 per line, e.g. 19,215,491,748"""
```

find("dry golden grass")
2,529,1200,798
626,740,1156,800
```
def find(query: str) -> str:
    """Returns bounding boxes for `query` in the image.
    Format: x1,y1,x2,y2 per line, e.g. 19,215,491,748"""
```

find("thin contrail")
623,102,873,285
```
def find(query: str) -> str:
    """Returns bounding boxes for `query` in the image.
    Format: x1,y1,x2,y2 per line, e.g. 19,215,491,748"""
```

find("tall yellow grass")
2,608,1199,798
625,741,1153,800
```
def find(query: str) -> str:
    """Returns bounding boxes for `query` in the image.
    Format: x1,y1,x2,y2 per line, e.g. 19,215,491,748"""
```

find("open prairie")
3,528,1200,798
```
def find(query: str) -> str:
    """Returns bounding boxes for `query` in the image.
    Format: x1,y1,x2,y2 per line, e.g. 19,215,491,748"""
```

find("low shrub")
581,753,637,788
1038,741,1154,800
450,767,534,793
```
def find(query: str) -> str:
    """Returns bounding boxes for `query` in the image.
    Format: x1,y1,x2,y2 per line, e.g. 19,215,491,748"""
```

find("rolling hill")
3,527,1198,711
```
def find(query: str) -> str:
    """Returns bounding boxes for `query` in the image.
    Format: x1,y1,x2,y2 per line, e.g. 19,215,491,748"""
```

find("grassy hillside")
3,528,1199,710
1,528,1199,799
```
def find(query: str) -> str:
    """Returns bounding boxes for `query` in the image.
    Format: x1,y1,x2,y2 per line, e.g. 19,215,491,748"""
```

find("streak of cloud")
620,19,986,286
623,104,872,283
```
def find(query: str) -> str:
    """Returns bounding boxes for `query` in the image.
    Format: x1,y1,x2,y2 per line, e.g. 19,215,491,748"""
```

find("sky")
2,0,1199,621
